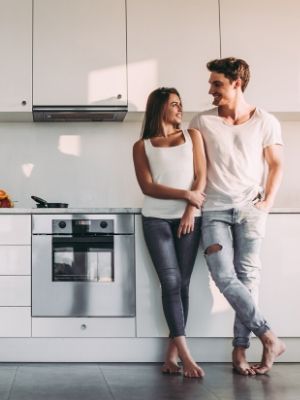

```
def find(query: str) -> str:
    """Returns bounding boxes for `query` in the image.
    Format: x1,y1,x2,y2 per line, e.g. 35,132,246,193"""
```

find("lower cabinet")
135,213,300,338
0,215,32,337
32,317,136,337
0,307,31,337
135,215,233,338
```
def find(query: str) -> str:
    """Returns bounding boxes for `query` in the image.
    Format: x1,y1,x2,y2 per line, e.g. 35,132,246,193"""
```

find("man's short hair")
207,57,250,92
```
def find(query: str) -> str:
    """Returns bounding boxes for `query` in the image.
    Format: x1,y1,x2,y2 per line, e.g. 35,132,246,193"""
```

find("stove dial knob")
58,221,67,229
100,221,108,229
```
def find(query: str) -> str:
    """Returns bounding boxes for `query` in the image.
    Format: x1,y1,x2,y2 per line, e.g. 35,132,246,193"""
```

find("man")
189,57,285,375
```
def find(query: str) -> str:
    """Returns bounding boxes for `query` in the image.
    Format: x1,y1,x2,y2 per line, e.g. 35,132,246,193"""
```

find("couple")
133,57,285,378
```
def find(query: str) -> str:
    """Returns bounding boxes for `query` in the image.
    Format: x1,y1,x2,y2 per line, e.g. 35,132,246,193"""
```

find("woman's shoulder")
133,138,147,155
186,128,202,140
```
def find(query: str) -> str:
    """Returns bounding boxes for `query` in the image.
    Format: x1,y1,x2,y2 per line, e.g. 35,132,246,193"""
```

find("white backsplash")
0,119,299,209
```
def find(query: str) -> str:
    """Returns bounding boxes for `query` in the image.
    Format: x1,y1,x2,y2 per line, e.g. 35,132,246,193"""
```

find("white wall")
0,118,299,209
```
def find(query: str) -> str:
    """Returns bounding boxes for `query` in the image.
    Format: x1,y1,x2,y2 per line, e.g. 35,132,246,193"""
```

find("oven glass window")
52,237,114,282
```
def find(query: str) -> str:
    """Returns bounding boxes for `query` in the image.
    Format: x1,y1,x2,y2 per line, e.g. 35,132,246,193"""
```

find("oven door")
32,234,135,317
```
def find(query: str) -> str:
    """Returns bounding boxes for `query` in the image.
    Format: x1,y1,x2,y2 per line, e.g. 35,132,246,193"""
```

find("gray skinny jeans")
142,216,201,337
202,204,270,348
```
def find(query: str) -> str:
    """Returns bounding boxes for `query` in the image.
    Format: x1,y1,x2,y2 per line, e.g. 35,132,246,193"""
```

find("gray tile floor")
0,362,299,400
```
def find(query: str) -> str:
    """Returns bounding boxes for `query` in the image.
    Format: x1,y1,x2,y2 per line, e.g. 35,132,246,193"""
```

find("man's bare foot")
232,347,256,376
161,340,181,374
253,332,286,375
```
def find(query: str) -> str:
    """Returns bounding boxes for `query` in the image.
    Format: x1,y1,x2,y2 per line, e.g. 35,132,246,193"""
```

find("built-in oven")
32,214,135,317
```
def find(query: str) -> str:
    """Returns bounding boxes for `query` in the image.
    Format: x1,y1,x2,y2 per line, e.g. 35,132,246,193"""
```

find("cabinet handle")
117,94,122,99
80,324,87,330
21,100,27,106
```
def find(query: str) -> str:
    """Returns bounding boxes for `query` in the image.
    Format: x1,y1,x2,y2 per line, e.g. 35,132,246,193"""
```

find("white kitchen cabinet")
32,317,135,338
259,214,300,336
33,0,127,106
0,307,31,337
135,213,300,338
0,215,31,244
0,0,32,112
127,0,220,112
135,215,233,338
0,276,31,306
0,246,31,275
220,0,300,111
0,214,31,337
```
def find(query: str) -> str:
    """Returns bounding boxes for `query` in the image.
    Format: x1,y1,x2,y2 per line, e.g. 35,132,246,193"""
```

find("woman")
133,87,206,378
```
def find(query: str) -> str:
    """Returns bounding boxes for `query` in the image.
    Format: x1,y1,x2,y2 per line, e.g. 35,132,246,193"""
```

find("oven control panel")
52,219,114,234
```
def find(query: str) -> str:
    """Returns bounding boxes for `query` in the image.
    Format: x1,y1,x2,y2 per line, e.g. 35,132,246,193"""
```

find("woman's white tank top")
142,129,200,219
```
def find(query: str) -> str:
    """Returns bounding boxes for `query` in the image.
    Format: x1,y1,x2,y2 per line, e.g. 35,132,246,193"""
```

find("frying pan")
31,195,68,208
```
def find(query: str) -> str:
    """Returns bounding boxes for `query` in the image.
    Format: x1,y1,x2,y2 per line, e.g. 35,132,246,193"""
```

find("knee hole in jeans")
204,243,222,256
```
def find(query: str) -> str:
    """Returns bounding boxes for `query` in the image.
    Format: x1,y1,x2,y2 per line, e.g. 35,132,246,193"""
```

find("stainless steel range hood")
32,105,127,122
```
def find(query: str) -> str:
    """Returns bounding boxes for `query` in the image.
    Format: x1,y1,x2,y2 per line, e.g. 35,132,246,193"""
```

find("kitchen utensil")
31,195,68,208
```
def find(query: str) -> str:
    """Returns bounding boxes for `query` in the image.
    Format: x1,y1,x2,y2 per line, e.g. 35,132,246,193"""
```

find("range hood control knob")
58,221,66,229
100,221,108,229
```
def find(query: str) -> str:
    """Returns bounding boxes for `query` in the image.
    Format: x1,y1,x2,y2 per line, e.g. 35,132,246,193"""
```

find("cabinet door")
0,276,31,306
0,307,31,337
259,214,300,336
33,0,127,106
32,317,135,338
127,0,220,111
0,0,32,111
0,246,31,275
220,0,300,111
135,214,233,338
0,215,31,245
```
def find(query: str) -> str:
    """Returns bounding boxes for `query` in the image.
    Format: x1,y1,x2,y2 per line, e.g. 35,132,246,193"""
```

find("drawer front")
32,317,136,338
0,307,31,337
0,246,31,275
0,276,31,306
0,215,31,244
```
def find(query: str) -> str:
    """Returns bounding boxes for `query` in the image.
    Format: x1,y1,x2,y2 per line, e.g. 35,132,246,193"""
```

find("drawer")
32,317,136,338
0,276,31,306
0,307,31,337
0,246,31,275
0,215,31,244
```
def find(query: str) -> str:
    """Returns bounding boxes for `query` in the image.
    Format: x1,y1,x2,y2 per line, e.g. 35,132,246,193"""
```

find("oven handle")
52,236,113,244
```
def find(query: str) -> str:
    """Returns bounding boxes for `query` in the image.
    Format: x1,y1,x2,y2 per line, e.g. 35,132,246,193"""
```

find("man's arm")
257,144,284,211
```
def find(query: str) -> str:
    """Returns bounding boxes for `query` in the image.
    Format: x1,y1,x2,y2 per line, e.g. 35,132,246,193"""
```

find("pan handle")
31,195,48,206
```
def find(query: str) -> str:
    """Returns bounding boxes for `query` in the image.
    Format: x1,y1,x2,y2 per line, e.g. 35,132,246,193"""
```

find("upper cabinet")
0,0,32,112
127,0,220,112
33,0,127,106
220,0,300,112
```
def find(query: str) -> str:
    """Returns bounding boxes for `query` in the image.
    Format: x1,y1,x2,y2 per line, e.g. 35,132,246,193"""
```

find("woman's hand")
177,208,196,238
187,190,206,209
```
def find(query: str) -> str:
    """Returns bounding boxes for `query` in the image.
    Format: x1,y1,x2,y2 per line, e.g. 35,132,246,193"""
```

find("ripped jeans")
142,216,201,337
202,205,270,348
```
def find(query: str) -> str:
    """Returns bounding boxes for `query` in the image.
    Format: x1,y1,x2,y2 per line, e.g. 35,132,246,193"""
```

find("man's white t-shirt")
189,107,283,211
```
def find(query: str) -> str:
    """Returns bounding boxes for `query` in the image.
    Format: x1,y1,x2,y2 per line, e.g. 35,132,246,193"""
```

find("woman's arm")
177,129,207,237
132,139,203,208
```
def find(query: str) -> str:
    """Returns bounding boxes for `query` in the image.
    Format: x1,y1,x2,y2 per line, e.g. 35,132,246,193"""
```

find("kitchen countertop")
0,207,300,214
0,208,141,214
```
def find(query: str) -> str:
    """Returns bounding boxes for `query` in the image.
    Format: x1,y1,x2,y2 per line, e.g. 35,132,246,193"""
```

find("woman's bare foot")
172,336,205,378
181,356,205,378
253,331,286,374
161,361,181,374
161,339,181,374
232,347,256,376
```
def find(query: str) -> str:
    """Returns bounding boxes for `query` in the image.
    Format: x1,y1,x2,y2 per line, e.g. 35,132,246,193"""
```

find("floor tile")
8,363,113,400
0,365,17,400
99,363,218,400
